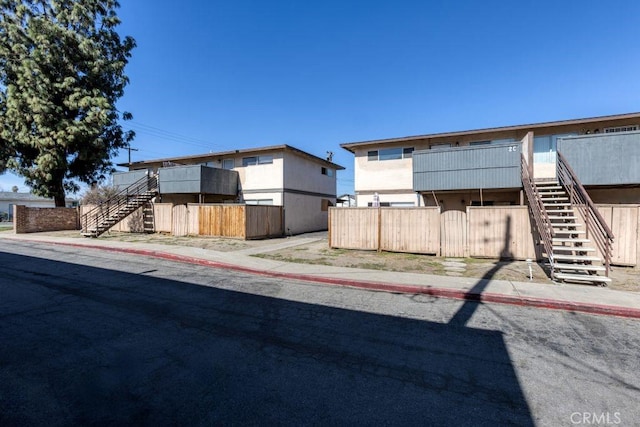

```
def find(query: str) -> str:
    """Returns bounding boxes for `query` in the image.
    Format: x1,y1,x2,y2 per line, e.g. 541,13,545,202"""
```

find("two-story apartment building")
341,112,640,210
118,144,344,235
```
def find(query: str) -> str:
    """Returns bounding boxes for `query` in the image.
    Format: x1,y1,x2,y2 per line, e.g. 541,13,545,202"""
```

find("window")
222,159,234,169
258,155,273,164
604,125,639,133
242,155,273,166
245,199,273,205
321,167,334,177
242,156,257,166
430,143,451,150
368,147,414,161
379,147,403,161
470,141,491,146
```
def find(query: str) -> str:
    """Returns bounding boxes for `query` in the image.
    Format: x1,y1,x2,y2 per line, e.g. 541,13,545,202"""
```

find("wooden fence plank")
467,207,535,260
328,208,378,250
380,208,440,254
153,203,173,233
441,210,466,258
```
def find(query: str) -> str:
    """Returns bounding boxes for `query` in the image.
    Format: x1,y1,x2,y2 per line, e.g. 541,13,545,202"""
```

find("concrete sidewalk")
2,231,640,319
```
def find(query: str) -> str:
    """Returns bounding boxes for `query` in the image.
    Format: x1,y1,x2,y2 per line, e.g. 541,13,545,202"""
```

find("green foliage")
0,0,135,206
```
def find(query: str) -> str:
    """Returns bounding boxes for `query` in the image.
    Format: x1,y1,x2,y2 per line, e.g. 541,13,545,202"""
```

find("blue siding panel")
413,143,522,191
557,132,640,186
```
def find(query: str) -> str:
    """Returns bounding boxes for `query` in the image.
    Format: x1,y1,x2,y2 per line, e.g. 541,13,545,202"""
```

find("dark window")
258,155,273,164
242,156,257,166
403,147,414,158
242,155,272,166
379,148,402,160
367,150,378,161
321,167,334,177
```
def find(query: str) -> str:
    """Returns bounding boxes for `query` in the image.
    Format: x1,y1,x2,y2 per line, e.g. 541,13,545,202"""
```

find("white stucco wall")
241,191,283,206
283,192,330,235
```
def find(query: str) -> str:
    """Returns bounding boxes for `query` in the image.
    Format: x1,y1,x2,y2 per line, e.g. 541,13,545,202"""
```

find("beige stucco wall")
234,151,284,192
283,151,337,196
353,146,424,193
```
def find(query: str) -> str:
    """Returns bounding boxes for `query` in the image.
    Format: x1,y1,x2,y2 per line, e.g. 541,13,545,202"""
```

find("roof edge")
118,144,345,170
340,112,640,152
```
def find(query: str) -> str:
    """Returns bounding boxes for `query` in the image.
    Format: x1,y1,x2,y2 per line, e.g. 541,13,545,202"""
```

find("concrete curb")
15,238,640,320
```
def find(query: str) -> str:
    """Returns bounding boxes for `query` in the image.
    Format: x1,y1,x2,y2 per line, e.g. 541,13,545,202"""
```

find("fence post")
377,207,382,252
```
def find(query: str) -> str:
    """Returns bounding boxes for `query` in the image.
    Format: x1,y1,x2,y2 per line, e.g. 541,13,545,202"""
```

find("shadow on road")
0,241,532,425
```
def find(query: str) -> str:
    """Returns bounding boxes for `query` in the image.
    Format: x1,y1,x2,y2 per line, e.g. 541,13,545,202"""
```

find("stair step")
554,263,606,272
548,215,579,220
553,230,586,235
543,202,572,206
538,190,566,195
541,196,569,201
553,273,611,284
545,208,574,215
553,254,601,262
552,246,596,252
551,223,583,228
552,238,591,243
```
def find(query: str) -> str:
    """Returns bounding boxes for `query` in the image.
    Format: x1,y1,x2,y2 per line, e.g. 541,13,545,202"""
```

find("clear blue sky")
2,0,640,196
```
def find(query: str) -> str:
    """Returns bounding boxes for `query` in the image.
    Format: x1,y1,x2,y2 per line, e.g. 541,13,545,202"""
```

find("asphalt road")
1,240,638,426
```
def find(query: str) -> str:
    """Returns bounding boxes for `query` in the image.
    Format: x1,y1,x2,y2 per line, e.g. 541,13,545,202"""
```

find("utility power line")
126,121,232,151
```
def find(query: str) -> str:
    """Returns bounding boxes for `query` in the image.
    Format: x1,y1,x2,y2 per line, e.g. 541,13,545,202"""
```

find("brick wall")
14,205,80,233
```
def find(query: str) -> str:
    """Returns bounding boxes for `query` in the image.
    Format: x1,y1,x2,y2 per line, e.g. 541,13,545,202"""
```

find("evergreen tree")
0,0,135,206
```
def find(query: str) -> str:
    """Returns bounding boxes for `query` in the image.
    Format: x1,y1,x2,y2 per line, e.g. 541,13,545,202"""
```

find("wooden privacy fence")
329,207,440,254
591,205,639,266
329,205,639,265
80,203,283,239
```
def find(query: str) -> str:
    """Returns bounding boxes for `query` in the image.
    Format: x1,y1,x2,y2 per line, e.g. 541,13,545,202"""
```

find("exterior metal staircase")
522,155,614,286
81,174,159,237
535,180,610,285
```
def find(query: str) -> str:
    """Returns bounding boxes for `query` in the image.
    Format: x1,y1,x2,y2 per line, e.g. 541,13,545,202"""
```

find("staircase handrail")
556,151,614,276
521,155,556,270
81,173,158,234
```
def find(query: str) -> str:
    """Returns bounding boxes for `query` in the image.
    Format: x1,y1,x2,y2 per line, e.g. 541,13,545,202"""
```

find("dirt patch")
17,229,640,292
253,238,640,293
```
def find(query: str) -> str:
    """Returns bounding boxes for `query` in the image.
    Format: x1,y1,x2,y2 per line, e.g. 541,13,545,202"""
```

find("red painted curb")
12,238,640,320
